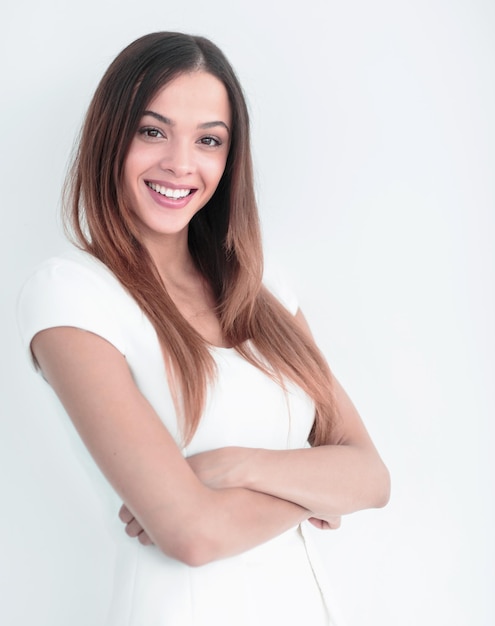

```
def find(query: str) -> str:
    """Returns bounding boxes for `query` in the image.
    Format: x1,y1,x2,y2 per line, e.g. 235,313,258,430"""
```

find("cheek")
123,151,139,180
205,154,228,186
122,147,146,194
123,140,151,178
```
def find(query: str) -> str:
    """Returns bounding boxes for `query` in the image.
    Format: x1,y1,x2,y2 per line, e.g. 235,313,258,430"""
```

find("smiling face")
123,71,231,248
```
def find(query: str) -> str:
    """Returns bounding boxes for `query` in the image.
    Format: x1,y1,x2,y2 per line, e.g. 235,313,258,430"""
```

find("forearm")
137,485,309,566
232,370,391,518
189,487,309,565
242,445,390,517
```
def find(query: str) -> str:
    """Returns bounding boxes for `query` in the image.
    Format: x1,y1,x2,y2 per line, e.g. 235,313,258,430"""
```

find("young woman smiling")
18,32,389,626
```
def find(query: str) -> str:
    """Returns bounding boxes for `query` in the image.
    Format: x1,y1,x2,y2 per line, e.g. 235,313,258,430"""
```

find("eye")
138,126,165,139
198,136,222,147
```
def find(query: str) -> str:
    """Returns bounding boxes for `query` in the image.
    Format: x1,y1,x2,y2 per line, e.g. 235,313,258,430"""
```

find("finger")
119,504,134,524
125,519,145,538
327,516,342,530
308,517,325,529
307,516,342,530
138,531,154,546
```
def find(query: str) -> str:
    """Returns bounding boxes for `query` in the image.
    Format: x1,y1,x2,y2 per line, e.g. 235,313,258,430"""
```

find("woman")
18,32,389,625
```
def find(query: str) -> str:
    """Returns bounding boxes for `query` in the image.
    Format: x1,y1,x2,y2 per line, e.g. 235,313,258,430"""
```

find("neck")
143,229,198,285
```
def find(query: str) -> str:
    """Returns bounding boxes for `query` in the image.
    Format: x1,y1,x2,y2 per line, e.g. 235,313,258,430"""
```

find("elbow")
175,541,216,568
339,449,391,513
371,461,391,509
354,448,390,511
150,491,225,567
155,527,218,568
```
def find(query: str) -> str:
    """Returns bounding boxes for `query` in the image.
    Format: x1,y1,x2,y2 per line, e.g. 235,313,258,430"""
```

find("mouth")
145,181,195,199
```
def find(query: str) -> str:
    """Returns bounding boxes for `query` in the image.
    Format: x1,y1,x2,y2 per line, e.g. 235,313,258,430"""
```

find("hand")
307,515,342,530
119,504,154,545
186,446,256,489
188,449,343,531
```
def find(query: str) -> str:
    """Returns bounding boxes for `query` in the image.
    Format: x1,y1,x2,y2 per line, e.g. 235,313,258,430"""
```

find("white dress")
17,248,339,626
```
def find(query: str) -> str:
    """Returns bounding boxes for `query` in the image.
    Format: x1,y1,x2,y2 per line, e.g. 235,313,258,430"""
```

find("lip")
145,178,197,191
144,180,197,210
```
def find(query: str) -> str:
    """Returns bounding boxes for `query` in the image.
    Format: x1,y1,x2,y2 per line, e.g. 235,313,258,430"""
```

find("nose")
159,140,195,178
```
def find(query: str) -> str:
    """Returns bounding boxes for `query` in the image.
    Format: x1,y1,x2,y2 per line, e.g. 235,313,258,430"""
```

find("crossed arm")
32,312,389,567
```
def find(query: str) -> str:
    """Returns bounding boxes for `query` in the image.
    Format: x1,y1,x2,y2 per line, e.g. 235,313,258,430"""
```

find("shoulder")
17,247,132,314
20,248,122,291
17,248,140,368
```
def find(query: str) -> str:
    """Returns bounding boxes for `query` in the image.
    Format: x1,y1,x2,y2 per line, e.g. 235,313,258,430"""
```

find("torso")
18,249,336,626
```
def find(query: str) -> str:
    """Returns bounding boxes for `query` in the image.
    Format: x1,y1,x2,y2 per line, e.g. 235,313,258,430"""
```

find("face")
123,71,231,246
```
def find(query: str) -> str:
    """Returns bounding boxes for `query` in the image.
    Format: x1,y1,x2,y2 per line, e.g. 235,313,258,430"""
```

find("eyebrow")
143,110,230,134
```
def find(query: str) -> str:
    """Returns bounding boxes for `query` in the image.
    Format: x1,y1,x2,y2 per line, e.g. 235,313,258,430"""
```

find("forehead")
145,71,231,126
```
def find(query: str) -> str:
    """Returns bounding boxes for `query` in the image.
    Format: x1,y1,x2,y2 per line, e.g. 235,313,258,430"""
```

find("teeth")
147,182,192,198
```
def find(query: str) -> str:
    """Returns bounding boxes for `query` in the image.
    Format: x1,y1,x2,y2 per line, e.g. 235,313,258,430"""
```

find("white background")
1,1,494,624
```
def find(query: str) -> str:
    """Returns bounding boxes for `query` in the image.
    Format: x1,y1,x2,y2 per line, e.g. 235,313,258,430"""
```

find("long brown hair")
64,32,337,445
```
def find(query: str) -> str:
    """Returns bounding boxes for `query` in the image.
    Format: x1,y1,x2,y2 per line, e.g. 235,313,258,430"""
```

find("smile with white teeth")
146,181,193,199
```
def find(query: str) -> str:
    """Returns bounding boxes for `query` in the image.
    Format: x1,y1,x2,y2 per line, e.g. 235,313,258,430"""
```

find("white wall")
1,1,494,624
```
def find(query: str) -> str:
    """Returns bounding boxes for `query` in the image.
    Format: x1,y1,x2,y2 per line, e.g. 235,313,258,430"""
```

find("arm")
187,379,389,518
32,327,310,566
247,377,391,517
186,310,391,519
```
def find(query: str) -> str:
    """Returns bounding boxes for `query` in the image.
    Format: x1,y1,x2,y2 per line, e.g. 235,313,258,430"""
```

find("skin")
120,311,389,544
123,70,232,342
32,71,390,566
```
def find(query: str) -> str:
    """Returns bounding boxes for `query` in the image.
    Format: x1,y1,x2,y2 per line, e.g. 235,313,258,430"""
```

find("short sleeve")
262,261,299,316
17,254,129,371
